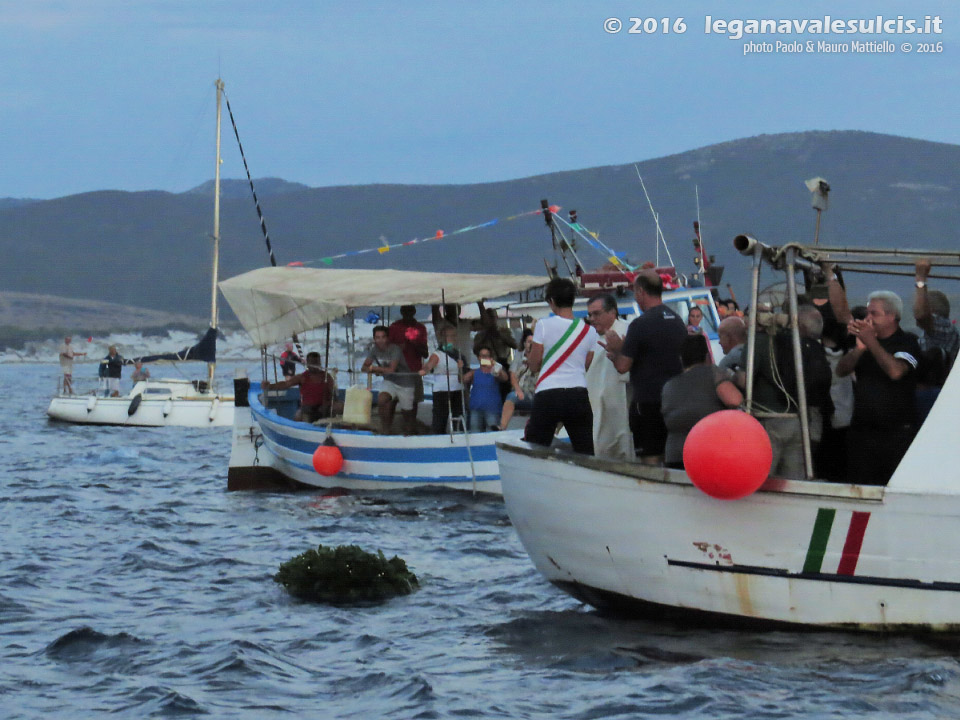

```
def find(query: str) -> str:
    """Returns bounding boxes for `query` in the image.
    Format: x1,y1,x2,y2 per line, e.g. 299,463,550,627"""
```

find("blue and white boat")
219,266,548,493
230,380,507,492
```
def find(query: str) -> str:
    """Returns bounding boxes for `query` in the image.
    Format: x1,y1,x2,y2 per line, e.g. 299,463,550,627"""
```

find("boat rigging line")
548,212,635,275
222,87,277,269
221,80,307,364
540,200,587,278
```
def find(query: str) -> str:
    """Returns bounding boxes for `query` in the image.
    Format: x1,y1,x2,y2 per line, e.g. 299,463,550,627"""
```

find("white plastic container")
343,385,373,425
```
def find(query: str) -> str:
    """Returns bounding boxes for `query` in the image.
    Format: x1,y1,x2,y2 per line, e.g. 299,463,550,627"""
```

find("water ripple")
5,363,960,718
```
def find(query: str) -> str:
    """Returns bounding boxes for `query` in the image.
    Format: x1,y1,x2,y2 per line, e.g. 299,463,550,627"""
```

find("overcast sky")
2,0,957,198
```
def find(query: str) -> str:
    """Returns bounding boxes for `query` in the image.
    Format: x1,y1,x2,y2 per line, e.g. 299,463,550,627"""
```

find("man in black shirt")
602,270,687,465
837,290,920,485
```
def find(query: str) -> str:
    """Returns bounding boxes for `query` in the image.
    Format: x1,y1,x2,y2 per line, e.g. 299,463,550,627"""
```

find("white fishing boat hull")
497,437,960,631
47,380,234,427
228,381,517,493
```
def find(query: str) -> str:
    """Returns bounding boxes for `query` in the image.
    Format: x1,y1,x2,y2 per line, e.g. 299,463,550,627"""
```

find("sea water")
4,362,960,718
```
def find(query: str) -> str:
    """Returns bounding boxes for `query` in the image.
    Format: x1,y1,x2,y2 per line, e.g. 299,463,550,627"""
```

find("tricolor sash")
536,318,590,388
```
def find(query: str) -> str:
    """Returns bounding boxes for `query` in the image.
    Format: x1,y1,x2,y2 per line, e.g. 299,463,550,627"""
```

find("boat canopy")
219,266,547,347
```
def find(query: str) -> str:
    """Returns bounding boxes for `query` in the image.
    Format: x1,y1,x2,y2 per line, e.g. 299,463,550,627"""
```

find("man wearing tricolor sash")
525,278,599,454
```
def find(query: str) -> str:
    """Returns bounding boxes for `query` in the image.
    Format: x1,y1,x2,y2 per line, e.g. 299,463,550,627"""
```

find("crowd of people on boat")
590,258,955,486
266,256,955,488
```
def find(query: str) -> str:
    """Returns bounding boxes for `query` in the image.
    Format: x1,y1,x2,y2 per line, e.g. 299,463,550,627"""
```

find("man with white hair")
914,258,959,368
837,290,921,486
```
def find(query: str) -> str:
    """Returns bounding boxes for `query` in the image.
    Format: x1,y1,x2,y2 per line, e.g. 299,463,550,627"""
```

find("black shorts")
524,387,594,455
631,401,668,457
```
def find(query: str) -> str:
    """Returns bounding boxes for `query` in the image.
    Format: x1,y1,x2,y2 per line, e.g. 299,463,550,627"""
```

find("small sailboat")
47,79,234,427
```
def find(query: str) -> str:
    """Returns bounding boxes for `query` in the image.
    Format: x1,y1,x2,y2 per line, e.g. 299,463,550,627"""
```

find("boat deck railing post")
744,248,762,413
259,346,269,408
784,247,815,480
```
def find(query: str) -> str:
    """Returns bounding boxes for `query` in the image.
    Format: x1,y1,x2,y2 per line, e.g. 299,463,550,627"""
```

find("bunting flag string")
549,213,638,272
295,206,559,267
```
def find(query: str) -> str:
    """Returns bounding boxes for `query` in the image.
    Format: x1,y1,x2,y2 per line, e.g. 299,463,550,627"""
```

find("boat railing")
55,372,230,398
55,374,115,397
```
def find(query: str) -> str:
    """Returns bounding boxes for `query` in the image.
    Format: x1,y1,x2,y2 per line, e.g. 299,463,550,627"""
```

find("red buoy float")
312,439,343,476
683,410,771,500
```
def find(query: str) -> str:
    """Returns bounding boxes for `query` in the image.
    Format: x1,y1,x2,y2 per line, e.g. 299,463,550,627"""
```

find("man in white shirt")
525,277,599,454
58,336,86,394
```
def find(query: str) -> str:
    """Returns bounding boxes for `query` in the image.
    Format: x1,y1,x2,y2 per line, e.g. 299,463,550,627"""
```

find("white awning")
219,266,546,347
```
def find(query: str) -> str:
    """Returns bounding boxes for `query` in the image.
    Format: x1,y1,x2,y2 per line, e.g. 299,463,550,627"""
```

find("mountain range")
3,130,959,337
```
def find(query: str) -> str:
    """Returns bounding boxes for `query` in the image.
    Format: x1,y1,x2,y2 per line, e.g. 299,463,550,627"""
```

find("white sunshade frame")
219,266,547,347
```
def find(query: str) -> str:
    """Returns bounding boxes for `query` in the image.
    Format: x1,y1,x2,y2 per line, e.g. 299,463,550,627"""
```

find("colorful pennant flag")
296,207,556,267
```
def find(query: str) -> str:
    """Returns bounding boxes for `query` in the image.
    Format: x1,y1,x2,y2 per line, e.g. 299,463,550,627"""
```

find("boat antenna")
634,166,676,270
208,78,224,390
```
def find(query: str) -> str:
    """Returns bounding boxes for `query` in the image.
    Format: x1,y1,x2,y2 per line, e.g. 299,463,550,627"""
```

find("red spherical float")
682,410,772,500
312,443,343,476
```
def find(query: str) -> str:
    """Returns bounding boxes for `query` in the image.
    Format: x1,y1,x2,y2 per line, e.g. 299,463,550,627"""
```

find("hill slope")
2,130,958,321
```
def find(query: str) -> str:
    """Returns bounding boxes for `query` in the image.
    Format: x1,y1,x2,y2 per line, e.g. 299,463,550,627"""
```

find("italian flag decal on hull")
803,508,871,575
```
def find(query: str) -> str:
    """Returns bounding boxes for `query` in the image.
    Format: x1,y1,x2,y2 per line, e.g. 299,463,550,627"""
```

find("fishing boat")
498,235,960,631
46,79,235,428
219,266,547,493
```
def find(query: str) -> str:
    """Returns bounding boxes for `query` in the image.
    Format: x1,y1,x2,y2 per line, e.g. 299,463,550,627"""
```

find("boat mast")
209,78,224,389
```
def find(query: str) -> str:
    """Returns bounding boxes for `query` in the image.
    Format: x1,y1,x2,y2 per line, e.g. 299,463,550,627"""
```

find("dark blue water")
5,363,960,718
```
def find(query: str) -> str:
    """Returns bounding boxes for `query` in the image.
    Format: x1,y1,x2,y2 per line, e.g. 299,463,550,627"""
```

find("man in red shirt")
389,305,429,415
263,352,338,423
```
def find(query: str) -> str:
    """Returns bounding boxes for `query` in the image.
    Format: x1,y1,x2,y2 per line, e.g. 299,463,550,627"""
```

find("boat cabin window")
143,388,173,395
667,298,718,335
